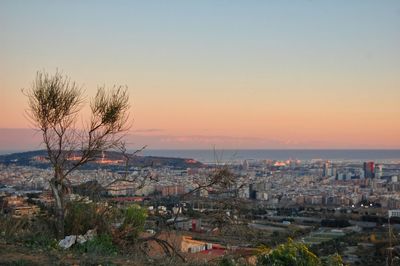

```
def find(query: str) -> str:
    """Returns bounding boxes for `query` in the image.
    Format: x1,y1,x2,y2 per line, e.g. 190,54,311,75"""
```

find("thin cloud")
130,128,164,133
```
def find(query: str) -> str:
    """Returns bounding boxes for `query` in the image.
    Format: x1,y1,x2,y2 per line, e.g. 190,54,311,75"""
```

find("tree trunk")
50,178,65,239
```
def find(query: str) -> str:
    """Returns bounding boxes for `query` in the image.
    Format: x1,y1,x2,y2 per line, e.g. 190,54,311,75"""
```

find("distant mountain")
0,150,204,170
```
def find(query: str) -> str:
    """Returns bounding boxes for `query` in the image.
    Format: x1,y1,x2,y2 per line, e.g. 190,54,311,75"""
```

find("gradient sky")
0,1,399,150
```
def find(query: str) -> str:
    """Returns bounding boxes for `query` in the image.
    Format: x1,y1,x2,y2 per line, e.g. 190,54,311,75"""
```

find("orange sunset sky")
0,1,399,150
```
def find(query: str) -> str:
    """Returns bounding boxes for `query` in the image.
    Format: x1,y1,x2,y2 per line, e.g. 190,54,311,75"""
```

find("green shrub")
257,238,321,266
120,204,147,240
76,234,117,255
258,243,342,266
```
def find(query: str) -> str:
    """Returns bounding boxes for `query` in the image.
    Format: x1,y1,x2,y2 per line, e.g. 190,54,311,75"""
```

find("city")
1,1,399,265
1,150,400,265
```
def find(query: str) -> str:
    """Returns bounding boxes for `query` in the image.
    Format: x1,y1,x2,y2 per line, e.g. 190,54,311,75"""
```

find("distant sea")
140,149,400,163
1,149,400,164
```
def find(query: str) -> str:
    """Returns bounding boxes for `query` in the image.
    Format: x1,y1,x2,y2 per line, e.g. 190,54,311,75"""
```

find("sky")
0,1,399,150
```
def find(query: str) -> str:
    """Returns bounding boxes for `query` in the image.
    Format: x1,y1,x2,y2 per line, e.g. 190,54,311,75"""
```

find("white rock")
58,235,77,249
77,235,87,244
84,229,97,241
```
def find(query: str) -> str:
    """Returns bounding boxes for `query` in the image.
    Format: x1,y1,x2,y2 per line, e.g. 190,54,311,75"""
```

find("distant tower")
375,164,383,179
323,161,330,177
243,160,249,170
360,169,365,179
331,166,337,177
363,162,375,178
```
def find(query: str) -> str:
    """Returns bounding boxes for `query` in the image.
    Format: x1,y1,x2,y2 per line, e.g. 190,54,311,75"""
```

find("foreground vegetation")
0,202,346,266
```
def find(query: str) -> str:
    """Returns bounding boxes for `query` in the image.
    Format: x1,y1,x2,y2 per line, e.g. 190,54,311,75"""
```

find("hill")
0,150,204,170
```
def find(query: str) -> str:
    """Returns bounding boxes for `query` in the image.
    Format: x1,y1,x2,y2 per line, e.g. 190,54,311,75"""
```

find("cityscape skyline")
2,2,400,264
1,1,400,149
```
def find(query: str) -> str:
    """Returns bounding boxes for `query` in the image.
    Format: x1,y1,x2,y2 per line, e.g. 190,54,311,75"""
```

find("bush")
64,201,117,235
0,215,57,249
258,240,344,266
75,234,117,255
22,233,58,250
65,201,96,235
257,238,320,266
120,204,147,240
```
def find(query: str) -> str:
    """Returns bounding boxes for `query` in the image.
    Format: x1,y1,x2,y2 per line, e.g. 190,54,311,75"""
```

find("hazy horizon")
1,127,400,151
2,148,400,163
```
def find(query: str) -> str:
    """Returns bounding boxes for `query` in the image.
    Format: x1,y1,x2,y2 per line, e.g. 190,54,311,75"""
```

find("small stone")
84,229,97,241
58,235,77,249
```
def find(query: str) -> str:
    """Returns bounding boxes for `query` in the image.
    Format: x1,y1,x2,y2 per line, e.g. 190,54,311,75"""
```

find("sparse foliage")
25,71,130,239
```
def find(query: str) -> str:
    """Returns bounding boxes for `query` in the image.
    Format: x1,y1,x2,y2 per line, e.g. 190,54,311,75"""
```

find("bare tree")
25,71,130,238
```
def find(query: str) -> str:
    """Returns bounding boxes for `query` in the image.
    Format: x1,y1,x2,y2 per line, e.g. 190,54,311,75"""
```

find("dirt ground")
0,243,145,266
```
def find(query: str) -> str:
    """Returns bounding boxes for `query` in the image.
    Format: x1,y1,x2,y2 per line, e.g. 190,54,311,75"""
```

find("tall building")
363,162,375,178
374,164,383,179
331,166,337,177
375,164,383,179
242,160,249,171
323,161,330,177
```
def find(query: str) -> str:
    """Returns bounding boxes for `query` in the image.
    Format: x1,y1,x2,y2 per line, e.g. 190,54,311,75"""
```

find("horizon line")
2,148,400,152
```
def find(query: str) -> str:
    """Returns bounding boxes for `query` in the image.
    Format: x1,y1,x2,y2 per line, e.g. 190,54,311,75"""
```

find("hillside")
0,150,204,170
